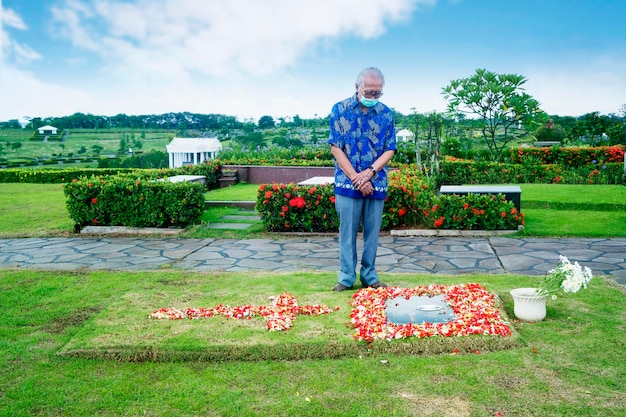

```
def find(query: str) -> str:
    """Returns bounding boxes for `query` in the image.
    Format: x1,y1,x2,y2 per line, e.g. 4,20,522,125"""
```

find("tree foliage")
442,68,544,160
257,115,276,129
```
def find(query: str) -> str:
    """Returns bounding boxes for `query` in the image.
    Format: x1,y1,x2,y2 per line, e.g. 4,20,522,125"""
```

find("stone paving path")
1,236,624,286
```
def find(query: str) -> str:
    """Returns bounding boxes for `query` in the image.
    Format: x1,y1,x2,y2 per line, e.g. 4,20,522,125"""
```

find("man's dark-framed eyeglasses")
360,89,383,99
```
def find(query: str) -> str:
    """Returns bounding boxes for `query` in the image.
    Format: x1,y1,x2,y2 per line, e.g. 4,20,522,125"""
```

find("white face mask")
359,96,379,107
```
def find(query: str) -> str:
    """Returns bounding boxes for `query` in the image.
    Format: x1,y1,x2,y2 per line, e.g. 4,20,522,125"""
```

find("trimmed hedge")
64,174,206,228
0,159,223,188
440,160,625,185
508,145,624,166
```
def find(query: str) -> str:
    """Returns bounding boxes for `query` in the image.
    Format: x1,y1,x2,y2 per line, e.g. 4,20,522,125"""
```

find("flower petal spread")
150,292,333,332
349,284,512,343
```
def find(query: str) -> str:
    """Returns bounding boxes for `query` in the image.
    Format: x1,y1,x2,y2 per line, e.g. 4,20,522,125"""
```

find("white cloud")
1,6,26,30
525,57,626,117
1,5,42,63
50,0,427,77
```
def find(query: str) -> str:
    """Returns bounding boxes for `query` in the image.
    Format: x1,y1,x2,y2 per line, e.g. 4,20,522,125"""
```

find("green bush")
439,159,625,185
509,145,624,166
424,193,523,230
0,159,223,189
64,174,205,228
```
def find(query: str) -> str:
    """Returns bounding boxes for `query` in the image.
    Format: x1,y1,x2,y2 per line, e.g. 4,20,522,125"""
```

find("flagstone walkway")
1,236,624,287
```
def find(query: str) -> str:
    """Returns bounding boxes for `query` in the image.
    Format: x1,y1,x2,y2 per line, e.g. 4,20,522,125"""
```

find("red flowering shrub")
384,166,437,229
256,183,339,232
424,193,523,230
508,145,624,166
440,158,624,185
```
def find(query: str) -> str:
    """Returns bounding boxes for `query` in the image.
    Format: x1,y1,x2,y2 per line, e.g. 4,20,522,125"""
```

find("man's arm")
330,144,358,182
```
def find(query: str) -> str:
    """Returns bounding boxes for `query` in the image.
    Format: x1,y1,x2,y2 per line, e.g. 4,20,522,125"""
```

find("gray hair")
355,67,385,88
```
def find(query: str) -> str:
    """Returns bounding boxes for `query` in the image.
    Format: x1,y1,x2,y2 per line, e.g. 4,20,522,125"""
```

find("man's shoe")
368,281,388,289
332,283,352,292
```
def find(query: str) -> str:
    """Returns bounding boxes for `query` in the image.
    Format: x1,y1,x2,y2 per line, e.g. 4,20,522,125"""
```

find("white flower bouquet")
538,255,593,299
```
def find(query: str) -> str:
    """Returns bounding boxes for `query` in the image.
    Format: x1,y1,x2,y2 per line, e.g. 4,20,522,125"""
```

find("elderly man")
328,67,397,291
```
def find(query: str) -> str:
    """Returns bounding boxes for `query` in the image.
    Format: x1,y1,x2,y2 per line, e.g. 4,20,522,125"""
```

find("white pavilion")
396,128,415,142
166,137,222,168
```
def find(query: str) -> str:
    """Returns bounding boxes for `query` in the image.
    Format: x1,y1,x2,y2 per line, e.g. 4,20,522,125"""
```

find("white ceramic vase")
510,288,547,322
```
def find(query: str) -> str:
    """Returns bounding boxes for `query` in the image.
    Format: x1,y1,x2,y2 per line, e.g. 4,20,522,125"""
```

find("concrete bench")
533,141,560,147
439,185,522,211
167,175,206,184
297,176,335,185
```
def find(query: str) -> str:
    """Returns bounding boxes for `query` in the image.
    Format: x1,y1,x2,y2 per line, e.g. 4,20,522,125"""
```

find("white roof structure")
166,137,222,168
396,128,415,142
37,125,58,134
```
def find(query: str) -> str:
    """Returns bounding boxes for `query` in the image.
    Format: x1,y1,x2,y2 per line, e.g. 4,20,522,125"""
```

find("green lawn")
1,182,625,415
519,184,626,237
0,269,623,416
204,183,260,201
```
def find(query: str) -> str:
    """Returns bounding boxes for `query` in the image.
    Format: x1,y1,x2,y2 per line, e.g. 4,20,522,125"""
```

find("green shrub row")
255,166,523,232
219,144,624,168
0,160,223,188
508,145,624,166
440,160,625,185
64,174,206,228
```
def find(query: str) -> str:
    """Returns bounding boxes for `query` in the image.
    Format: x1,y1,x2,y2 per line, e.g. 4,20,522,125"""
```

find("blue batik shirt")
327,93,397,200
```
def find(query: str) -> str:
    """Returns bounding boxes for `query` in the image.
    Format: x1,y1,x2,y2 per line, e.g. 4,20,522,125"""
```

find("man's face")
356,76,384,100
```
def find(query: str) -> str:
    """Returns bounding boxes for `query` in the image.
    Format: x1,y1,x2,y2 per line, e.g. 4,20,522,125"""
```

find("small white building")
396,128,415,142
166,137,222,168
37,125,58,135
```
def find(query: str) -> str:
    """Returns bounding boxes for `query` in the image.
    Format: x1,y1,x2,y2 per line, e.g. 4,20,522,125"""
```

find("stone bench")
439,185,522,211
167,175,206,184
297,176,335,185
533,141,560,147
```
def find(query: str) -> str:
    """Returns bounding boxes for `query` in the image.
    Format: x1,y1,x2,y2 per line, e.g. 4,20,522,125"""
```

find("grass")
519,184,626,237
0,269,623,416
1,181,624,415
1,182,625,238
0,183,75,237
204,183,260,201
0,128,175,160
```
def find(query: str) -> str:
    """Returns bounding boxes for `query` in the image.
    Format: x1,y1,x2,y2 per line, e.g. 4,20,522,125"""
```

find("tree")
11,141,22,154
410,109,446,177
442,68,543,161
91,144,104,155
258,115,275,129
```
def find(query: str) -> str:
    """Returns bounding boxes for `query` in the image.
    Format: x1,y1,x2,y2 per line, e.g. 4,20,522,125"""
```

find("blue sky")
1,0,625,124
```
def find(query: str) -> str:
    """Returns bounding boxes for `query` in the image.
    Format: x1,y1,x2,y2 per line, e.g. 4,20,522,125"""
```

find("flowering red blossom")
434,216,445,228
91,198,98,205
349,284,512,343
398,208,407,217
265,191,273,199
151,292,334,332
289,196,306,209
